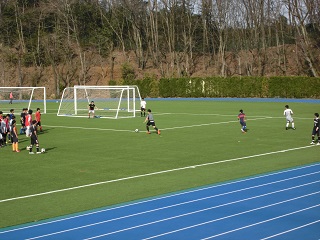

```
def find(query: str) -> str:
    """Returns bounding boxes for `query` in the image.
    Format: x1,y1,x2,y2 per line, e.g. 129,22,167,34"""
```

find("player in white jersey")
140,98,147,117
284,105,295,130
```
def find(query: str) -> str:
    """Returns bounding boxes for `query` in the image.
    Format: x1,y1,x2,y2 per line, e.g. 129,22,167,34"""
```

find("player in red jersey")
25,109,33,137
35,108,43,132
238,109,247,133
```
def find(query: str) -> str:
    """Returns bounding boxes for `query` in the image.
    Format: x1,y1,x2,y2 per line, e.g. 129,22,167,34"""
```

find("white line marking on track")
261,219,320,240
86,191,320,240
201,205,320,239
1,163,319,235
19,173,320,239
0,145,316,204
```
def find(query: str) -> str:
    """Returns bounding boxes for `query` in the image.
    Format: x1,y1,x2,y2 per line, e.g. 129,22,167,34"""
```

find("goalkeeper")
88,101,96,118
144,109,160,135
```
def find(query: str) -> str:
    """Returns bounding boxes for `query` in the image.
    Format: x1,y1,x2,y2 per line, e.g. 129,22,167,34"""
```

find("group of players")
0,108,43,154
237,105,320,145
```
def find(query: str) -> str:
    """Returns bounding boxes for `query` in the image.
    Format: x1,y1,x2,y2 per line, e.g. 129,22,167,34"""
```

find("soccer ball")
135,129,139,133
41,148,46,153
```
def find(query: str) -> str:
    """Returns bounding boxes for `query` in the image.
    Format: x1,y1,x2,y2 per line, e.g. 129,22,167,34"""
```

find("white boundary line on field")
0,145,316,204
42,116,271,133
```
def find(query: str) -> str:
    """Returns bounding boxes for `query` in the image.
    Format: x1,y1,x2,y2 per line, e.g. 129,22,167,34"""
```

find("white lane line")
201,205,320,239
1,163,319,235
261,219,320,240
20,174,320,239
86,190,320,240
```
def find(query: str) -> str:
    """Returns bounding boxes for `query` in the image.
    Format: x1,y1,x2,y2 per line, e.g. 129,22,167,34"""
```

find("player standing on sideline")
1,114,10,145
35,108,43,132
28,120,41,154
140,98,146,117
20,108,27,134
310,113,320,145
238,109,247,133
9,92,13,104
284,105,296,130
144,109,160,135
8,109,15,142
25,109,33,137
88,101,96,118
1,115,7,146
11,120,20,152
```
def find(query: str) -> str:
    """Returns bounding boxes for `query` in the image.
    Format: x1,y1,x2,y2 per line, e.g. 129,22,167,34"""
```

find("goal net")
0,87,47,114
57,85,141,119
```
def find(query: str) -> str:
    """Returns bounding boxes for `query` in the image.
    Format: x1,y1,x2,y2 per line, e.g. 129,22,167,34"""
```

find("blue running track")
1,163,319,239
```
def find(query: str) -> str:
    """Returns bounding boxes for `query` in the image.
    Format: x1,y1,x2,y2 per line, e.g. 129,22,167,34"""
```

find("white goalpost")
57,85,142,119
0,87,47,113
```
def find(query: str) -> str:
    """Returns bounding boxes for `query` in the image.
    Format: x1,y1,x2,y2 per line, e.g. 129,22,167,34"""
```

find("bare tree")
284,0,319,77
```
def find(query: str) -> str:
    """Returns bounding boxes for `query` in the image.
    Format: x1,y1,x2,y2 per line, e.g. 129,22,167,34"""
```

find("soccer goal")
57,85,142,119
0,87,47,114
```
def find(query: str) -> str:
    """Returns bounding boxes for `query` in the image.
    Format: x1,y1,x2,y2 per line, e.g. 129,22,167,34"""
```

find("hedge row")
116,76,320,99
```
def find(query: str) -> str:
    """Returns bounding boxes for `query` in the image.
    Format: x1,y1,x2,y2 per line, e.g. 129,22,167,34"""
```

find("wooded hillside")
0,0,319,98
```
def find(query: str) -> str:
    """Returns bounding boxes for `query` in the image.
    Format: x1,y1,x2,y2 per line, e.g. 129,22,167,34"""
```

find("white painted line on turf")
0,146,317,205
19,174,320,239
1,163,319,235
163,117,269,130
261,219,320,240
84,191,320,239
43,125,131,132
42,116,270,132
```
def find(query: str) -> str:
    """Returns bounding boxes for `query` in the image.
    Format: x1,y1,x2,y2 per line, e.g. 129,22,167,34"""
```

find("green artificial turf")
0,99,319,228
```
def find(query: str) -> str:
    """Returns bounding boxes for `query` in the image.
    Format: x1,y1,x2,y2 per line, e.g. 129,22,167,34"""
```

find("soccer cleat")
285,127,288,130
29,152,34,154
317,142,320,146
16,150,21,152
158,130,161,135
310,142,315,145
292,128,296,130
147,131,151,134
36,152,42,154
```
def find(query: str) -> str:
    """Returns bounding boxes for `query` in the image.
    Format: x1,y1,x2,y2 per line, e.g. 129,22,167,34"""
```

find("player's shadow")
43,147,56,153
37,128,54,134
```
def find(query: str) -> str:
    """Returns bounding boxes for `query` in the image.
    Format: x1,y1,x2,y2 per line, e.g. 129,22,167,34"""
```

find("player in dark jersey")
28,120,41,154
238,109,247,133
88,101,96,118
10,120,20,152
20,108,27,134
144,109,160,135
310,113,320,145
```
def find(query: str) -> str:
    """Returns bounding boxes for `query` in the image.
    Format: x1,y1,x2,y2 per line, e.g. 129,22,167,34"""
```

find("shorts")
11,135,18,143
37,121,42,127
141,107,146,111
31,137,39,145
147,121,155,127
240,121,246,127
312,127,319,136
286,117,293,123
89,110,95,113
26,126,31,137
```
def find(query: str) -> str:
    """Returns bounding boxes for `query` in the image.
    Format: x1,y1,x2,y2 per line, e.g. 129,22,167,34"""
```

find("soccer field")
0,99,319,228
